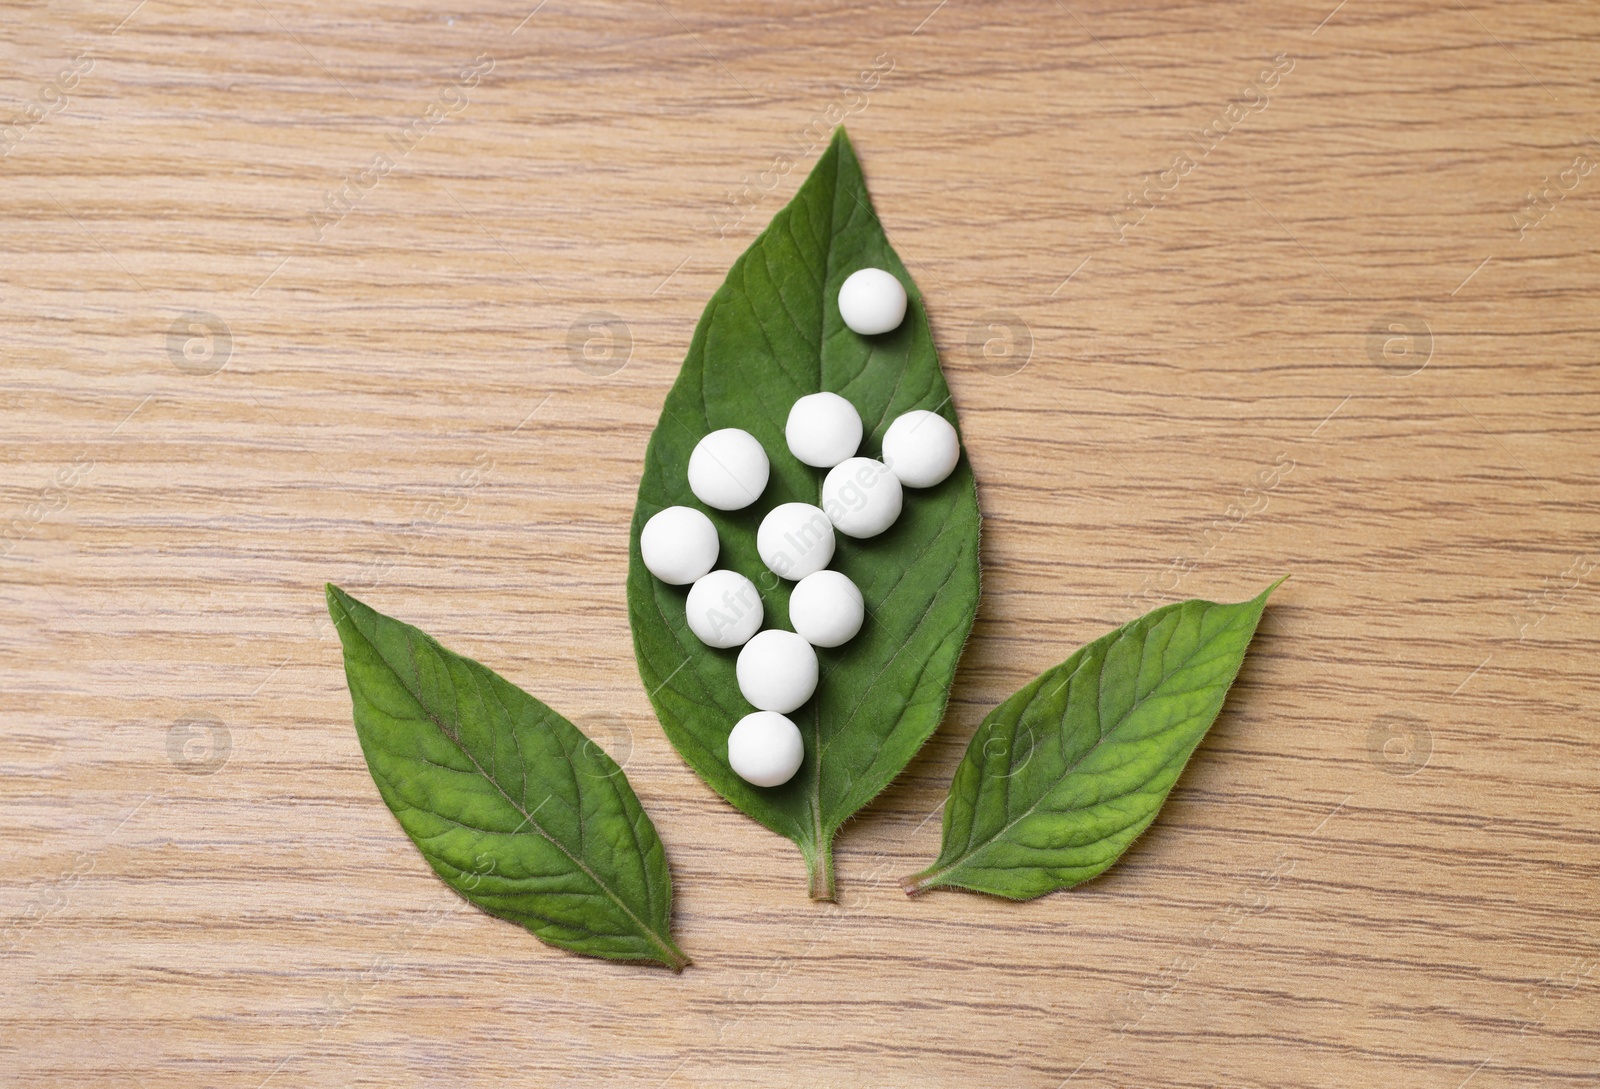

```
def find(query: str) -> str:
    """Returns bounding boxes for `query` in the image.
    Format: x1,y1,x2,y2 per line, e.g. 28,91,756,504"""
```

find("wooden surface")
3,1,1598,1085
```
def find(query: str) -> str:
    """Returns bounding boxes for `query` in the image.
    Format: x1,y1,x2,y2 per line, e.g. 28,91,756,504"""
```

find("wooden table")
4,1,1597,1085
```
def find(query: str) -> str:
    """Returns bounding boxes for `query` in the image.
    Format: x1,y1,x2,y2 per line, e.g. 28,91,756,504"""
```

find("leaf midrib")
808,143,845,859
935,605,1246,882
334,596,677,963
803,143,968,840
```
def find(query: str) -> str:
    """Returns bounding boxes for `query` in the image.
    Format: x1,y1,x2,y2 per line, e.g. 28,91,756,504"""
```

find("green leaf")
902,581,1282,900
326,585,688,971
627,127,982,900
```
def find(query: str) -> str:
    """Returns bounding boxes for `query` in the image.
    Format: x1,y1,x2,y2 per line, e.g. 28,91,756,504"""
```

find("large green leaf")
627,128,982,899
327,585,688,970
902,583,1281,900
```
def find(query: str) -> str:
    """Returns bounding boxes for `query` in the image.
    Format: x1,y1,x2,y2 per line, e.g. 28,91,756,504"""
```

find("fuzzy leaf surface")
329,585,687,969
904,584,1280,900
627,129,982,897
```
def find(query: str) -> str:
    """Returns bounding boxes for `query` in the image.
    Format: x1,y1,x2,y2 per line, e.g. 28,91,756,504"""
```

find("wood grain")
3,1,1598,1085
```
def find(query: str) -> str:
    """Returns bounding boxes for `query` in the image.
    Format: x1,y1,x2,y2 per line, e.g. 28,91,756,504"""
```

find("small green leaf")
627,127,982,899
902,581,1282,900
326,585,688,971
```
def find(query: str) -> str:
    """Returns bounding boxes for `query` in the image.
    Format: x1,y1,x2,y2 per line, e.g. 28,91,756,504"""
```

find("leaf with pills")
627,127,982,899
902,582,1282,900
327,585,688,970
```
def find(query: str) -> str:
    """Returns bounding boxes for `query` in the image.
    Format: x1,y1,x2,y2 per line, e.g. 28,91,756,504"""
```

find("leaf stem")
655,936,692,973
898,866,945,896
807,837,837,901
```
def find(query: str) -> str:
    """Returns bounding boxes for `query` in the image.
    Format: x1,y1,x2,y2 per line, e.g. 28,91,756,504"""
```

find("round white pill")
688,428,769,511
838,268,908,336
882,410,961,488
789,570,864,648
727,711,805,788
639,505,719,585
685,569,763,649
757,502,835,581
786,392,863,468
821,457,903,538
736,629,818,713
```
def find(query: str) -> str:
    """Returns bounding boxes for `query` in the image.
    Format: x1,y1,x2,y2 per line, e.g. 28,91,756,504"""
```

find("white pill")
727,711,805,788
838,268,908,336
821,457,902,538
685,569,763,649
736,629,818,713
882,410,961,488
639,506,719,585
789,570,864,648
757,502,835,581
688,428,769,511
786,392,863,468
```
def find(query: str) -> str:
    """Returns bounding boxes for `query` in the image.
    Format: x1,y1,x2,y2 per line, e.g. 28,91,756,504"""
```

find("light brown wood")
4,0,1598,1085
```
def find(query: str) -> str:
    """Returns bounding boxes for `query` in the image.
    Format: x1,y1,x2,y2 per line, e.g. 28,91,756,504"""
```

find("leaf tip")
325,582,358,628
1256,574,1290,605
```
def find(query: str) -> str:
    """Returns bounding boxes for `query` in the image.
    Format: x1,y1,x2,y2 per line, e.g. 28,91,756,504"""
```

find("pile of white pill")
639,267,962,789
